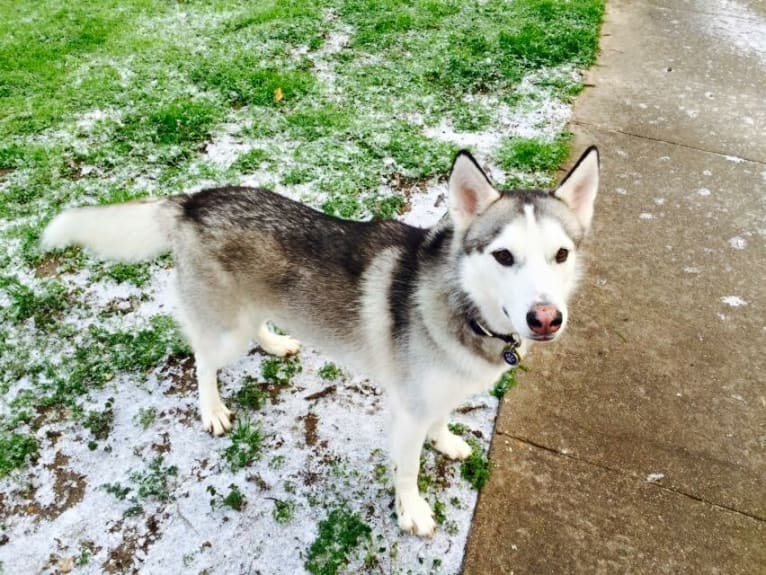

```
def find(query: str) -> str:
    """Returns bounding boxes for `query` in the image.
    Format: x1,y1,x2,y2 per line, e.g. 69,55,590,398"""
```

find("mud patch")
303,412,319,447
3,452,87,523
102,515,162,574
304,385,336,401
161,354,196,396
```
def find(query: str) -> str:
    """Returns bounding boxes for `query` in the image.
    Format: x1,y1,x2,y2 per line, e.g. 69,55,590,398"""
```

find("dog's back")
169,187,428,338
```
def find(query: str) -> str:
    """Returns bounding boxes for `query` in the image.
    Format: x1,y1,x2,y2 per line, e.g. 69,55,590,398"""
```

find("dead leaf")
274,87,283,102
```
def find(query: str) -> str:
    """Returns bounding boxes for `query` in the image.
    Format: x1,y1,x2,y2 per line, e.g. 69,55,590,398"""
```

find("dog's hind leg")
427,418,472,460
180,310,251,436
195,357,233,436
256,321,301,357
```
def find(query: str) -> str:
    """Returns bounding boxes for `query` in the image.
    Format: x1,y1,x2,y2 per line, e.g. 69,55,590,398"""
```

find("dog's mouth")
529,333,559,342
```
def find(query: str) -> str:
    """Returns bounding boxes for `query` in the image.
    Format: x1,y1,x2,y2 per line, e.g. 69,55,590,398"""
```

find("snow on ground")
0,87,573,575
0,9,585,575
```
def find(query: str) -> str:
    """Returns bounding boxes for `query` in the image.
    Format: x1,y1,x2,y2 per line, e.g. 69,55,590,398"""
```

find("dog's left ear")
449,150,500,231
553,146,599,231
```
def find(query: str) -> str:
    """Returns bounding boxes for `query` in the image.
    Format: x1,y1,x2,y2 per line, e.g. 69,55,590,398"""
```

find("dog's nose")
526,304,563,336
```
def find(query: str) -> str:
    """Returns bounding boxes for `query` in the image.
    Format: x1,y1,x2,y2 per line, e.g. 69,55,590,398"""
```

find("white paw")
200,400,233,436
260,334,301,357
396,492,436,537
432,431,473,460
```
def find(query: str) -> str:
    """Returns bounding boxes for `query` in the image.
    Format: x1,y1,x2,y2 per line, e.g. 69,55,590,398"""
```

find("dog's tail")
41,197,176,262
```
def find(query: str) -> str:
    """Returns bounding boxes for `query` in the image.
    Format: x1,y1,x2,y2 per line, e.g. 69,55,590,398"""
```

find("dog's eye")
492,249,515,266
555,248,569,263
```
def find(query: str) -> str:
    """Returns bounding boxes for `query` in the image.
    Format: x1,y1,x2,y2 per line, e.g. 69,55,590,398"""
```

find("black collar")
469,318,520,346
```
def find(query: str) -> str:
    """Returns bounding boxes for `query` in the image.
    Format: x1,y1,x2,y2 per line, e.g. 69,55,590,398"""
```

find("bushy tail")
41,197,175,262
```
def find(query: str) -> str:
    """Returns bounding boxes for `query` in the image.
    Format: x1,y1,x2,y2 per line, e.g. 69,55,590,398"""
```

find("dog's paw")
260,333,301,357
396,492,436,537
200,400,233,436
432,431,473,460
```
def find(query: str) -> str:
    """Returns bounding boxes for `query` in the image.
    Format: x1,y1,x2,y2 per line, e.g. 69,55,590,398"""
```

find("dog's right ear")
448,150,500,232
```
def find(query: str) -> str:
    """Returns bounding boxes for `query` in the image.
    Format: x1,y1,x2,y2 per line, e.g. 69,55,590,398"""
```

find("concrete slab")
496,125,766,518
575,0,766,161
464,0,766,572
463,438,766,575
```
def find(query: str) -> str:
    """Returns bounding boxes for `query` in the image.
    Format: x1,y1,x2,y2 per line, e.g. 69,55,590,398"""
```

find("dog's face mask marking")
449,148,599,341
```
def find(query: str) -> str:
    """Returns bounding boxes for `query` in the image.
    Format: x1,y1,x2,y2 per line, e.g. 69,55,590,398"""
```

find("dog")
41,147,599,536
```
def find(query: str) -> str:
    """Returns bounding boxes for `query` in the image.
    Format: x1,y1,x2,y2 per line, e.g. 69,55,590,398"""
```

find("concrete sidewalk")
463,1,765,573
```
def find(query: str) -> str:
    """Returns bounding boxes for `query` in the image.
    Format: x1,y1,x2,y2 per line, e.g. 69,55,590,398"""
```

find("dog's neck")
468,317,518,344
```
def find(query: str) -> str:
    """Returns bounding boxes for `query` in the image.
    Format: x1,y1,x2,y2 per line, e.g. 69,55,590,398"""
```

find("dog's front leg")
390,410,436,537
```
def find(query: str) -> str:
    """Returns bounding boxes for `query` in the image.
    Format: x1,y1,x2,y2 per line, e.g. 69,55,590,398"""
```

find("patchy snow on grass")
0,4,596,575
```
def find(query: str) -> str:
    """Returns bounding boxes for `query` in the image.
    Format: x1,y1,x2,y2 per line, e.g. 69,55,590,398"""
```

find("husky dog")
42,147,599,536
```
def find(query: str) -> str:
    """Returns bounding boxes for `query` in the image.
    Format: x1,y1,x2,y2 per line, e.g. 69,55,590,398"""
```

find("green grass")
223,419,263,471
208,484,247,512
83,398,115,441
496,134,573,174
460,438,491,490
131,456,178,502
318,362,344,382
0,432,39,478
272,498,297,524
0,276,70,327
261,356,302,386
491,369,520,399
102,456,179,514
233,377,269,410
305,507,372,575
134,407,157,430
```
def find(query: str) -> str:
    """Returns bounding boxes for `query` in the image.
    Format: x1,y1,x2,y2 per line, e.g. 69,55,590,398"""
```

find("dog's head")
449,147,599,342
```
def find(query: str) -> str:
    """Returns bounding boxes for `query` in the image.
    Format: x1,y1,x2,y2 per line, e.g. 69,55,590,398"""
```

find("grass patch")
272,498,297,524
491,369,520,399
305,507,372,575
223,419,263,471
131,456,178,503
496,134,572,174
0,432,39,478
233,377,269,410
0,276,70,327
134,407,157,430
88,315,190,373
261,356,302,386
83,398,115,441
231,148,271,172
460,438,490,490
193,58,315,107
103,456,178,514
317,362,344,382
92,262,153,287
208,484,247,512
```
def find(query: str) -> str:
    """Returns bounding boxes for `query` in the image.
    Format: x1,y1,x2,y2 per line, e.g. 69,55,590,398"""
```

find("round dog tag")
502,347,520,367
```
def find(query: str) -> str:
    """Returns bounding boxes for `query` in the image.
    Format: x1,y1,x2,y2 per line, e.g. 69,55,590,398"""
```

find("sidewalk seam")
497,430,766,524
571,120,766,166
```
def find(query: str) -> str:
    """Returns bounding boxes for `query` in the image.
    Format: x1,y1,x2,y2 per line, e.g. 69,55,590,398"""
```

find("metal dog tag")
502,345,520,367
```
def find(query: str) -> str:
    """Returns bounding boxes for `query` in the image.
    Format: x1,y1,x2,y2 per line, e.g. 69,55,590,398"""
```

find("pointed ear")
448,150,500,231
553,146,599,231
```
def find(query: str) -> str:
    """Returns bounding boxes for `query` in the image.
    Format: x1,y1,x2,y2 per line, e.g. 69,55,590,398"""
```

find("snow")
0,10,587,575
728,236,747,250
720,296,748,307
